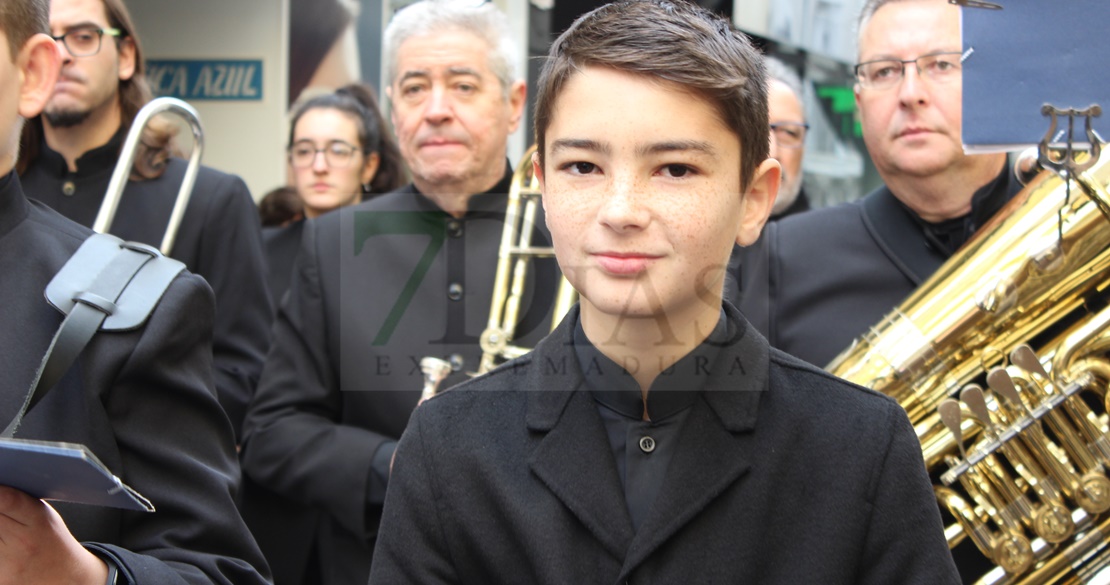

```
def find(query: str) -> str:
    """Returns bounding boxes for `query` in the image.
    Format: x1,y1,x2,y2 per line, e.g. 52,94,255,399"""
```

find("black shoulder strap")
3,234,185,438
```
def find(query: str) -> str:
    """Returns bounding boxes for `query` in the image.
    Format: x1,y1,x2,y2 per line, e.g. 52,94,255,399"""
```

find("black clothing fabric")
735,167,1021,367
240,166,561,585
20,131,272,438
262,219,305,309
771,186,811,219
369,303,961,585
0,171,270,584
573,310,728,530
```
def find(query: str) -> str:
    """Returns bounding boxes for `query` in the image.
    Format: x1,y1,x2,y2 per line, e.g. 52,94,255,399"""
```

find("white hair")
384,0,521,96
764,56,804,105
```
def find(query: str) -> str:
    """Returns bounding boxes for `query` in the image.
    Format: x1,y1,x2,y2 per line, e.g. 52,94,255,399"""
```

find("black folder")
0,438,153,512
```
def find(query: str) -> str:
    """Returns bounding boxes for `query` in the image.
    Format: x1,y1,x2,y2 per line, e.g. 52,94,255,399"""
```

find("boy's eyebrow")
549,139,715,157
549,138,610,155
638,140,717,157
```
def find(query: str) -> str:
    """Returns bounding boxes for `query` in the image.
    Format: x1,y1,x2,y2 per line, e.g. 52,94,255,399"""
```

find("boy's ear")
532,148,548,220
735,158,781,247
531,149,544,193
18,34,61,119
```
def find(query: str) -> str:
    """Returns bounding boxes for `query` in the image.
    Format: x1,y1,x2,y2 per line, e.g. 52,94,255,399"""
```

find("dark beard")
44,108,91,128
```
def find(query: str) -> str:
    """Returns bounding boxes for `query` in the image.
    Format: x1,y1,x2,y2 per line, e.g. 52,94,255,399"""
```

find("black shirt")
573,309,730,530
905,166,1014,257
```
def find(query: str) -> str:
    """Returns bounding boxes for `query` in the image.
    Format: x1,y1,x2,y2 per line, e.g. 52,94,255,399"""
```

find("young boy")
370,1,959,583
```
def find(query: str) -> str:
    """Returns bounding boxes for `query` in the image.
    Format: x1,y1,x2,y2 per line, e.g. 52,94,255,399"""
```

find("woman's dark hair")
288,83,406,195
258,185,304,227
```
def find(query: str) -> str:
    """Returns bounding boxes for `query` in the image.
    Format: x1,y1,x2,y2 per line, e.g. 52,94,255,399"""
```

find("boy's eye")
562,162,597,175
661,164,691,178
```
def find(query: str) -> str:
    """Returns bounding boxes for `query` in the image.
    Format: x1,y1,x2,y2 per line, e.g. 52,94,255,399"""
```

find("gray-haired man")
239,1,560,584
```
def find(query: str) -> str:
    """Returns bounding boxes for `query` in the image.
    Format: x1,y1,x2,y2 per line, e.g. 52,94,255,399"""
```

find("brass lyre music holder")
1038,105,1104,177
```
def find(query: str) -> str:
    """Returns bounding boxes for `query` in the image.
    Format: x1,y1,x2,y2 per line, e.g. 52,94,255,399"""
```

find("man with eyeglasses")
722,56,809,306
766,57,810,219
17,0,272,441
736,0,1018,373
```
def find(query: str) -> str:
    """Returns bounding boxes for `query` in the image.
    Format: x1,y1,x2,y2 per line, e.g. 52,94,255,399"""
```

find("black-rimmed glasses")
289,140,363,168
52,26,122,58
854,51,963,90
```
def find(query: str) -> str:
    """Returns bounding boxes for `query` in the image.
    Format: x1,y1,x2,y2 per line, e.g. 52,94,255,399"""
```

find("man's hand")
0,486,109,585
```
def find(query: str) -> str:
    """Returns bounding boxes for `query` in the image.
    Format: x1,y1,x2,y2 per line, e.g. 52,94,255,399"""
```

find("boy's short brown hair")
534,0,768,190
0,0,48,61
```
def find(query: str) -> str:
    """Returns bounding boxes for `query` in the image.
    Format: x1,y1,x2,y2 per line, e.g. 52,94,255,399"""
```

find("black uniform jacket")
736,170,1020,367
0,172,270,584
21,134,272,437
241,171,560,585
261,219,304,310
369,302,960,585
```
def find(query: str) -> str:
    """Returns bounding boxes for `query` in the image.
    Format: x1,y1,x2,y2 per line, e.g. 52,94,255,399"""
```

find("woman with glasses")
245,83,404,585
287,83,404,221
260,83,405,307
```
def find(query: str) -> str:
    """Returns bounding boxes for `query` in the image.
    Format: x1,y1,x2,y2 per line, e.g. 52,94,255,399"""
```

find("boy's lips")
593,252,661,275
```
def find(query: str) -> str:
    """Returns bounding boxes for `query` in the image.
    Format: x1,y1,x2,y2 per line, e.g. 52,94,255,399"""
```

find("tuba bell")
92,97,205,256
420,145,577,398
827,148,1110,583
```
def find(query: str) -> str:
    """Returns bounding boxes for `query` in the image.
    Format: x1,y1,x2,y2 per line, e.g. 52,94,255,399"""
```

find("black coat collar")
860,165,1019,285
0,171,30,240
521,302,768,572
407,161,514,216
524,302,768,434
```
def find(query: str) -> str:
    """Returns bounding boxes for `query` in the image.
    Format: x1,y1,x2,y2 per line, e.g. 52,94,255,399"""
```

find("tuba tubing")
828,149,1110,583
92,97,205,256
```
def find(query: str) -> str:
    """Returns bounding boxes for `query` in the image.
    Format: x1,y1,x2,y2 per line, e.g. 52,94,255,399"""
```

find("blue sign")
147,59,263,101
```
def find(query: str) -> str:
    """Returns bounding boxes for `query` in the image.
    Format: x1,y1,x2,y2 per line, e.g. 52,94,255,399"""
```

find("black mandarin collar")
36,125,124,178
409,161,514,216
574,309,731,422
898,165,1014,257
0,171,30,239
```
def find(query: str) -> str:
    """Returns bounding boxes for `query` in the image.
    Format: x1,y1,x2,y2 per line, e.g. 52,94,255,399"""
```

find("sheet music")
960,0,1109,153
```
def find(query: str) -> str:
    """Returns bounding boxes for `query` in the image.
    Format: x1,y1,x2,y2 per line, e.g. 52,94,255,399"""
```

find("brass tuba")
827,149,1110,583
420,145,577,399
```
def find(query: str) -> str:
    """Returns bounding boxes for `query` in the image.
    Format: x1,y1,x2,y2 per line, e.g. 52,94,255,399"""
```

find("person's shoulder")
765,347,901,417
417,354,536,414
157,159,251,202
24,198,93,252
774,199,864,235
262,220,304,245
307,185,420,236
